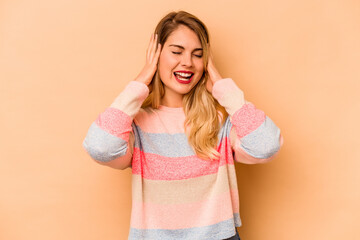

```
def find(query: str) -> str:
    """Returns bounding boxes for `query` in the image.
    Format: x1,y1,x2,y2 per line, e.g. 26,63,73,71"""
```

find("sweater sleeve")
82,81,149,169
212,78,284,164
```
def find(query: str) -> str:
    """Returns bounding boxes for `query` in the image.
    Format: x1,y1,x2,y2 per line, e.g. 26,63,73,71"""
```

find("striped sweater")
82,78,284,240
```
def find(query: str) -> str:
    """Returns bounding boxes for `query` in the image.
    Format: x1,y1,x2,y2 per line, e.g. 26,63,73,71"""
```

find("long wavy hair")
141,10,228,161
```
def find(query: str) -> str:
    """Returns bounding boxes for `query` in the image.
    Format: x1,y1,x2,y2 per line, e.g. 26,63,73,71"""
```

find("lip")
174,72,194,84
174,70,194,74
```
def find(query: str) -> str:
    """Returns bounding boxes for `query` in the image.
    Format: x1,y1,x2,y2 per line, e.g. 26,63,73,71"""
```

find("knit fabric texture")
83,78,283,240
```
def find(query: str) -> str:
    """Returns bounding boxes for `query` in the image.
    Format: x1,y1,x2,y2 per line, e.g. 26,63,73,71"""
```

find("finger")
208,45,214,60
207,53,212,68
147,33,155,61
153,43,161,64
208,49,215,65
150,43,161,66
149,34,158,61
147,33,153,51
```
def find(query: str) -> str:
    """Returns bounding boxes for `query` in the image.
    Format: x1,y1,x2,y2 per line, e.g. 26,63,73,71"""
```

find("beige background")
1,0,359,239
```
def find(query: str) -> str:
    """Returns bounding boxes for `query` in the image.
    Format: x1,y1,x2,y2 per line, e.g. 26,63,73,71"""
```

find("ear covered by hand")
134,33,162,89
205,44,223,93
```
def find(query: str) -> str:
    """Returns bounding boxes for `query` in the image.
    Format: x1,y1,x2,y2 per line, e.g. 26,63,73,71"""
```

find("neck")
160,94,183,108
160,101,183,108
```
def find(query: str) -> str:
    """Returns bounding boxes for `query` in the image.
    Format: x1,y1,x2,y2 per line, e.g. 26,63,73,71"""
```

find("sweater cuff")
212,78,245,115
126,80,149,102
109,81,149,118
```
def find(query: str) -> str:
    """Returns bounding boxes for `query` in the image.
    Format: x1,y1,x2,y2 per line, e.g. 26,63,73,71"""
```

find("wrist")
134,77,148,85
210,75,222,84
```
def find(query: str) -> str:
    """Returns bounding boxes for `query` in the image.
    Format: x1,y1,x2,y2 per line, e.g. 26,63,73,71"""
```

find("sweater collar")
158,105,184,113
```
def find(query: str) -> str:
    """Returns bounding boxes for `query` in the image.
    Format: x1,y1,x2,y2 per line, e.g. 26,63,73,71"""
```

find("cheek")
158,54,167,73
194,57,204,67
196,60,204,73
161,52,179,67
158,54,175,78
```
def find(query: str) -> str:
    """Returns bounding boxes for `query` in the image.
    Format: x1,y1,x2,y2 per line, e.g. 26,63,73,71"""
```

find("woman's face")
158,25,204,104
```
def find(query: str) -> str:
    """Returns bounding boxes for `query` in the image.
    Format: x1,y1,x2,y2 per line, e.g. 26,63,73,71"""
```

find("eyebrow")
169,44,203,52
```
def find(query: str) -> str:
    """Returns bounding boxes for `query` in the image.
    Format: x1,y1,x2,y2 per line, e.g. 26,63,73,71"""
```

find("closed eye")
172,52,203,58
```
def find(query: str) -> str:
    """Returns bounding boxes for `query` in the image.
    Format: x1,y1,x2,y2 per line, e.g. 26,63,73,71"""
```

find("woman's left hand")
206,44,223,93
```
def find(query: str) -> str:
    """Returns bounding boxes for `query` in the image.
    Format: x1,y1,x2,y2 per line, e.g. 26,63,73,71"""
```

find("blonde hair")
141,10,228,161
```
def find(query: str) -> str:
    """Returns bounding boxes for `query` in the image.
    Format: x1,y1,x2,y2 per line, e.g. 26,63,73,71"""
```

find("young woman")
83,10,283,240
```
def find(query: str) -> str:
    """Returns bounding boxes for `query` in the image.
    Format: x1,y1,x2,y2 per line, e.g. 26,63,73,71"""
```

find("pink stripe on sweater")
95,107,132,140
130,189,239,229
231,102,266,139
132,137,235,180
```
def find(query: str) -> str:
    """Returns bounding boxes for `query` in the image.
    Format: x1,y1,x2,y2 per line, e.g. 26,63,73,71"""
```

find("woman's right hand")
134,33,162,86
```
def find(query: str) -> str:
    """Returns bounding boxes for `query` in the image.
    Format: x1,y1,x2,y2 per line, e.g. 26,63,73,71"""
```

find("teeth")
175,72,192,77
176,75,190,81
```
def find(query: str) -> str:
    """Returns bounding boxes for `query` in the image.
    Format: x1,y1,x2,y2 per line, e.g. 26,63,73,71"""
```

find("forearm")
82,81,149,169
212,78,283,163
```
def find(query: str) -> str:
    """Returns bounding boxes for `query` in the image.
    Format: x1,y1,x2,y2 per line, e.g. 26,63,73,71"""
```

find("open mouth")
173,72,194,83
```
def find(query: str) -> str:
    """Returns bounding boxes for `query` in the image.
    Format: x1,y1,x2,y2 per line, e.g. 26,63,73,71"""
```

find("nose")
180,53,193,67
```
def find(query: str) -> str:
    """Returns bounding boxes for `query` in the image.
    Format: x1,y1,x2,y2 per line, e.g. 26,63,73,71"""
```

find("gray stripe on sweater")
133,125,195,157
128,213,241,240
82,122,129,162
239,116,281,159
132,121,232,158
